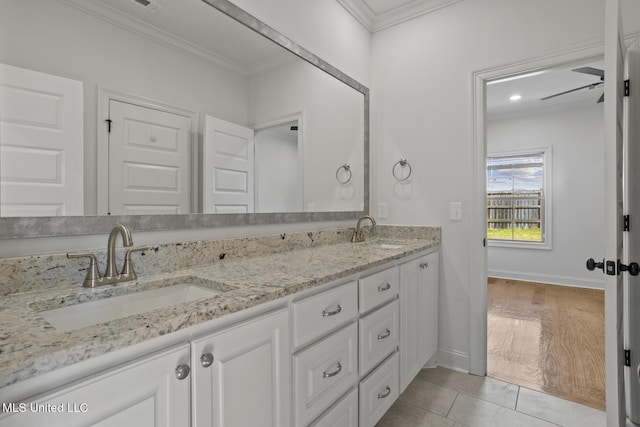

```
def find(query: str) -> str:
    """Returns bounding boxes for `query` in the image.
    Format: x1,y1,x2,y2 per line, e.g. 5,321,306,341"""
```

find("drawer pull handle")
378,386,392,399
420,262,429,269
377,329,391,340
377,282,392,292
322,362,342,378
322,304,342,317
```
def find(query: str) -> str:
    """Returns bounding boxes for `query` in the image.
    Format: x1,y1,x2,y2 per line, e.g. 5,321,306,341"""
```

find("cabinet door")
421,252,439,363
399,252,439,392
0,345,191,427
192,309,290,427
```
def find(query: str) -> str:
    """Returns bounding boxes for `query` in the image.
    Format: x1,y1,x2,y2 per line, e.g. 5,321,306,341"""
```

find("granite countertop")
0,227,439,389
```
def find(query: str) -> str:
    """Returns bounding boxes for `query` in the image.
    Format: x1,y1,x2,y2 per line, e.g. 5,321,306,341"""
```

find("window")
486,148,551,249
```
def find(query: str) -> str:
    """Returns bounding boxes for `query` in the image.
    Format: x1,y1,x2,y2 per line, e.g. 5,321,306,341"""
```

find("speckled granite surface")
0,225,440,389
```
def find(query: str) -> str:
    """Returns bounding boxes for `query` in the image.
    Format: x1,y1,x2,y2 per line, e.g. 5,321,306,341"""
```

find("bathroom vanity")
0,225,439,427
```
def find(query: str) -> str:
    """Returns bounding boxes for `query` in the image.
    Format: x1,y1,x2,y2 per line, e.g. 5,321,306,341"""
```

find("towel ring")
392,159,412,181
336,164,352,184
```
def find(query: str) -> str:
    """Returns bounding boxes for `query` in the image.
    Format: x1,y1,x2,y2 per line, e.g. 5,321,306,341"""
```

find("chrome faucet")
67,224,148,287
105,224,133,280
351,215,376,243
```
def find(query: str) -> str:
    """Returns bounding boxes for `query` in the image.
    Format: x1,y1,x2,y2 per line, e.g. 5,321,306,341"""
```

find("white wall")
371,0,640,370
487,104,605,289
255,128,300,212
249,59,365,212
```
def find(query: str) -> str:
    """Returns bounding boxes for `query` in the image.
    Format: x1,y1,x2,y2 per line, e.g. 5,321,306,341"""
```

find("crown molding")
337,0,462,32
61,0,250,77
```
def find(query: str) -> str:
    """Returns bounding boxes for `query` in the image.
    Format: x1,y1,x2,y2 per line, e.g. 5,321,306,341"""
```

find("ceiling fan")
540,67,605,103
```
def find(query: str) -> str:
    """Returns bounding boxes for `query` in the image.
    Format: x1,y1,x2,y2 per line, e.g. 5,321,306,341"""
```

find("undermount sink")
379,243,404,250
37,276,232,332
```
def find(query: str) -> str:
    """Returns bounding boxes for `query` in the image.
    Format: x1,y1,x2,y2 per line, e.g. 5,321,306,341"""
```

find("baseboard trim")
435,348,470,373
488,269,604,290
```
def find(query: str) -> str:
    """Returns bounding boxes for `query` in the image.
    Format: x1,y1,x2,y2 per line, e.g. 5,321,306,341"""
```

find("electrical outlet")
450,202,462,221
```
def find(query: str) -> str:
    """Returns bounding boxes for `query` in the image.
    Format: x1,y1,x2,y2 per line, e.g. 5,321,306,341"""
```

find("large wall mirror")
0,0,369,238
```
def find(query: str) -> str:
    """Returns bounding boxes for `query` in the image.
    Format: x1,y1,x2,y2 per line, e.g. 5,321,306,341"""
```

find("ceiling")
486,59,605,118
63,0,294,76
336,0,462,32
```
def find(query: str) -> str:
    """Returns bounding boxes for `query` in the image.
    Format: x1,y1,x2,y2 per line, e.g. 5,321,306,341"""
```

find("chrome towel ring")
336,163,352,184
392,159,412,181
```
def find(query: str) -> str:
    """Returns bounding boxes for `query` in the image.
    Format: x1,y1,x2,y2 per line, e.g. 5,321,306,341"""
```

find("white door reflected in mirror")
0,63,84,217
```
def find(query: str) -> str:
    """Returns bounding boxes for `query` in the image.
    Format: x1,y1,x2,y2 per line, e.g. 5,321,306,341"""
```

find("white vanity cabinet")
399,251,439,392
1,242,440,427
0,344,191,427
191,308,290,427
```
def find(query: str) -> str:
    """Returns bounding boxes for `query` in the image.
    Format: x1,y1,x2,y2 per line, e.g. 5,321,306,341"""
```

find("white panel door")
603,0,626,424
108,100,191,215
0,63,83,216
203,115,254,214
624,37,640,424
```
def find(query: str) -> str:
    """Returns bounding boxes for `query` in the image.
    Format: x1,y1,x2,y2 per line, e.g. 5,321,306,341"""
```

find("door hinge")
625,349,631,367
483,238,487,247
625,79,630,97
105,119,112,133
624,215,630,232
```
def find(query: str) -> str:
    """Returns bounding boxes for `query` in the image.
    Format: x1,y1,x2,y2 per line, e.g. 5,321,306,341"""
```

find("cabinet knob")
200,353,214,368
175,364,190,380
419,262,429,269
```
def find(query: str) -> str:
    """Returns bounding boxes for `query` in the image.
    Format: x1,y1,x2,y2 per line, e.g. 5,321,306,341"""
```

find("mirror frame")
0,0,369,239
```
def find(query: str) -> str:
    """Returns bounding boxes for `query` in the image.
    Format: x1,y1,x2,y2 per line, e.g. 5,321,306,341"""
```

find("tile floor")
376,366,606,427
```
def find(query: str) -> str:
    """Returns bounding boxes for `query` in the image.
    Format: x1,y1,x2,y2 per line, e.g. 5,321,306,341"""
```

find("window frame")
486,146,552,250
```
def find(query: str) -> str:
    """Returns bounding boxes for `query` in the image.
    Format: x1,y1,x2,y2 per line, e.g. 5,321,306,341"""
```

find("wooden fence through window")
487,190,543,230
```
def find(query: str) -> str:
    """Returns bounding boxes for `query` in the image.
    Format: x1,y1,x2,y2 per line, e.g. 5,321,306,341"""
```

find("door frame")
252,111,305,212
97,87,199,215
469,42,606,376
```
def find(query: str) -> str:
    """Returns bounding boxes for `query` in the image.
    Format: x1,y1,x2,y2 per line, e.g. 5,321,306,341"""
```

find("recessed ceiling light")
510,94,522,101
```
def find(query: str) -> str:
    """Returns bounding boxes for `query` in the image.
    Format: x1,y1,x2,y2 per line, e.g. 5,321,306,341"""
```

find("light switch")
450,202,462,221
377,203,388,219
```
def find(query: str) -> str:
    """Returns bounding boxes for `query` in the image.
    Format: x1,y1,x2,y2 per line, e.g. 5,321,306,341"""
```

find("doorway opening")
480,56,607,409
254,120,302,213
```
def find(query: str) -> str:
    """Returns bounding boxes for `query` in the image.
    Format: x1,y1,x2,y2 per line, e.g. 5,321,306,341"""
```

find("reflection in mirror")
0,0,365,218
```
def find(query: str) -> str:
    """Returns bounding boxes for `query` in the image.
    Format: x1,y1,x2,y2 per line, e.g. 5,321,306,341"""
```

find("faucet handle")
67,252,101,288
121,246,150,279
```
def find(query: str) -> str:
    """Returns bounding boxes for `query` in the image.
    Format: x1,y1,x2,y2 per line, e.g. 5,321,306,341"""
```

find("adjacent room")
485,60,606,409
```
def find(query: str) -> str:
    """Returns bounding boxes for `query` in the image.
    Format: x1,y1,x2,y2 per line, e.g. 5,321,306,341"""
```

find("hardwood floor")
487,278,605,410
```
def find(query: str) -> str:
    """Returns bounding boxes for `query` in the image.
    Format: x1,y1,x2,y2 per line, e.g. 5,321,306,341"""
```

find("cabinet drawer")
359,300,399,375
358,267,399,313
293,323,358,426
359,352,399,427
292,281,358,348
309,388,358,427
